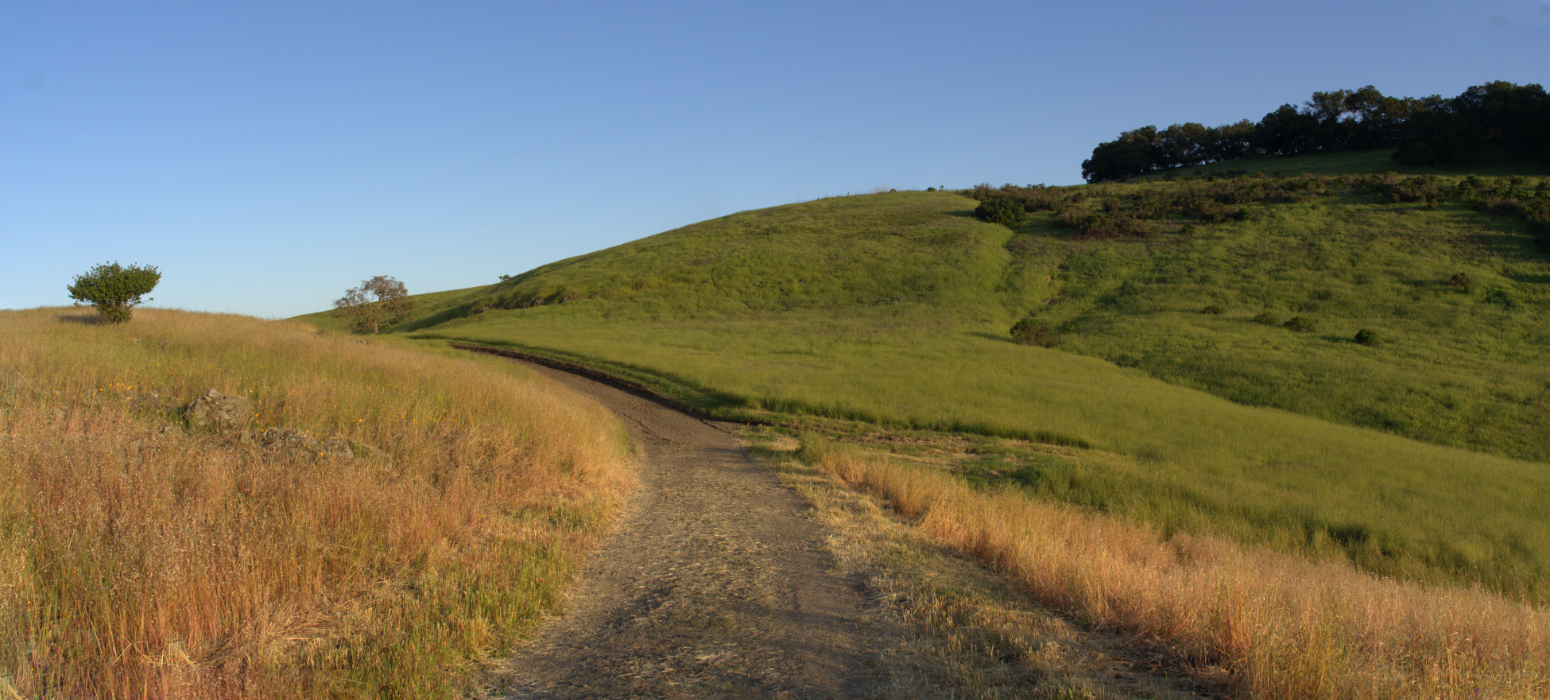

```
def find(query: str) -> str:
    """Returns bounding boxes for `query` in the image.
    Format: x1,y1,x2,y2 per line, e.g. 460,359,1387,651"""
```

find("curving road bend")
489,359,874,699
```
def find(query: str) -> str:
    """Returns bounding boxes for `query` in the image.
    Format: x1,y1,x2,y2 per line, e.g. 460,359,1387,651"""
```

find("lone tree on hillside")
333,275,414,334
67,261,160,323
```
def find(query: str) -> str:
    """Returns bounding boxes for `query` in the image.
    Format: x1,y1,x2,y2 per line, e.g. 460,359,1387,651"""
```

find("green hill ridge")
296,151,1550,600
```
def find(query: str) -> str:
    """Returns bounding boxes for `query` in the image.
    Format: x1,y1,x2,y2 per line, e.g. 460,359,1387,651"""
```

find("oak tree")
333,275,414,333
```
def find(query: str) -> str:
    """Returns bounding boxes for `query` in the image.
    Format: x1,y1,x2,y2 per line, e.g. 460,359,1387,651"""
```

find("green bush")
1252,312,1279,326
66,261,160,323
1010,319,1060,347
1354,328,1379,346
1283,316,1317,333
1202,305,1223,315
1449,273,1473,291
975,196,1027,228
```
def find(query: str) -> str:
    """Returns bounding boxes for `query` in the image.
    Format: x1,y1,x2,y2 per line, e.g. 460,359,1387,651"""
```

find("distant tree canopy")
1081,82,1550,182
333,275,414,334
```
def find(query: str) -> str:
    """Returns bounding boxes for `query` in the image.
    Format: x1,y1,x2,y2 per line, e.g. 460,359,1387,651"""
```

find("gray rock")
257,429,390,465
318,437,355,459
183,388,252,430
258,427,324,454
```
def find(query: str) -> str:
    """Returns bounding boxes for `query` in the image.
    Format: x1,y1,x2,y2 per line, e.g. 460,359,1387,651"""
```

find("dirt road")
488,360,873,699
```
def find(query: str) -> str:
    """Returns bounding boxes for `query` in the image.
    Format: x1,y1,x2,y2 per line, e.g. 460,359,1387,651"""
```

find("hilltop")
295,154,1550,601
301,161,1550,461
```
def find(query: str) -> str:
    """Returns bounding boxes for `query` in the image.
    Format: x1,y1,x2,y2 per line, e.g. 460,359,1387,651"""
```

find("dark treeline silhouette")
1081,82,1550,182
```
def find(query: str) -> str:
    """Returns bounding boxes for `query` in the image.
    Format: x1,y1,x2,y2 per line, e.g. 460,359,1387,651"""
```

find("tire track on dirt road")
487,359,874,699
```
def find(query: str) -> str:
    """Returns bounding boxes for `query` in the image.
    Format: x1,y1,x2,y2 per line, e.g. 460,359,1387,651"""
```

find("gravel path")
488,360,873,699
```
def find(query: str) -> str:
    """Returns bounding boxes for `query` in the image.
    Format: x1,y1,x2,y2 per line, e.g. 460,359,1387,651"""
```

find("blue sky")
3,1,1547,318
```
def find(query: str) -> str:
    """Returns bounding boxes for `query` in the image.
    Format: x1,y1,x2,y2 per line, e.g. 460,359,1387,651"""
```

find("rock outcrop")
183,388,252,430
252,427,390,464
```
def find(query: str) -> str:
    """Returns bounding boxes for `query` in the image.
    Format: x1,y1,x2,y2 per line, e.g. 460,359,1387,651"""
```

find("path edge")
448,341,770,426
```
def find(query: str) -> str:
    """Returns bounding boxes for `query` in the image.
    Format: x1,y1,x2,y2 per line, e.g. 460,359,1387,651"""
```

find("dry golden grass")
0,308,633,698
804,437,1550,699
745,429,1216,699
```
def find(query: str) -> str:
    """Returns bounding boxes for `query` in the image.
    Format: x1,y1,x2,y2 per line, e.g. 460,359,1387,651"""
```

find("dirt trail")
488,360,873,699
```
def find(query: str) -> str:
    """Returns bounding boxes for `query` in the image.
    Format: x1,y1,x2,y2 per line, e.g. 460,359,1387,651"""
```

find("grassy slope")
297,170,1550,598
1013,192,1550,461
0,308,632,697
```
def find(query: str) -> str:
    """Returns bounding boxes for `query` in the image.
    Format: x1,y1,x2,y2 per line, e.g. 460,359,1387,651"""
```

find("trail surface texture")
489,360,872,699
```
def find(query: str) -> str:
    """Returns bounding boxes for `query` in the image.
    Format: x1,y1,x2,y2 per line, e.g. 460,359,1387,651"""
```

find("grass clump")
1281,315,1316,333
0,308,633,697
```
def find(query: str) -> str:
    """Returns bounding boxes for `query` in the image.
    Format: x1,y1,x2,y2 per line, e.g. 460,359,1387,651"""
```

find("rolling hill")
296,151,1550,599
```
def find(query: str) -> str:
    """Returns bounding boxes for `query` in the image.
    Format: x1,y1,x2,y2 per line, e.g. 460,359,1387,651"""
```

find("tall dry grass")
805,438,1550,699
0,308,633,698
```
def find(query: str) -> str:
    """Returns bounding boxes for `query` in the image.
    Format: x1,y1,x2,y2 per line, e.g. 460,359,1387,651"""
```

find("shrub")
1354,328,1378,346
66,261,160,323
1252,312,1279,326
1283,316,1316,333
1010,319,1060,348
1202,305,1223,315
975,196,1026,228
1484,288,1518,309
1449,273,1473,291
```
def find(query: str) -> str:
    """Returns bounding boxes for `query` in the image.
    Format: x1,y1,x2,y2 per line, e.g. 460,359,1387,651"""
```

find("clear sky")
3,1,1547,318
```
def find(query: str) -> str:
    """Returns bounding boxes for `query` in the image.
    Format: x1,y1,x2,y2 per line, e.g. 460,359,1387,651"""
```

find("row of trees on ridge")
1081,81,1550,182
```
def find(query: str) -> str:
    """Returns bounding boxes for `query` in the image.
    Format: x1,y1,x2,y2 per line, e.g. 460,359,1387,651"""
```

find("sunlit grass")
801,437,1550,699
432,305,1550,601
0,307,633,698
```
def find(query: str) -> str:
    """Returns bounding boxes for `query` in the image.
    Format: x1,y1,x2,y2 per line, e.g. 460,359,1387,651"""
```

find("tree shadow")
56,311,106,325
967,331,1015,344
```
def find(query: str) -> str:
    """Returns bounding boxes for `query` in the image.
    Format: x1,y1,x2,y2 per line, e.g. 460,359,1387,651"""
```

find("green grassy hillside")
295,163,1550,599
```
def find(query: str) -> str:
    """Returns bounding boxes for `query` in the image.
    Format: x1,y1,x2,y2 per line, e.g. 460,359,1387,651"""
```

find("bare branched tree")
332,275,413,334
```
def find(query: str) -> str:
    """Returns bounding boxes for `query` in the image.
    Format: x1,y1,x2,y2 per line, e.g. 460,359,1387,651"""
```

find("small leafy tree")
1354,328,1378,346
67,261,160,323
333,276,414,334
